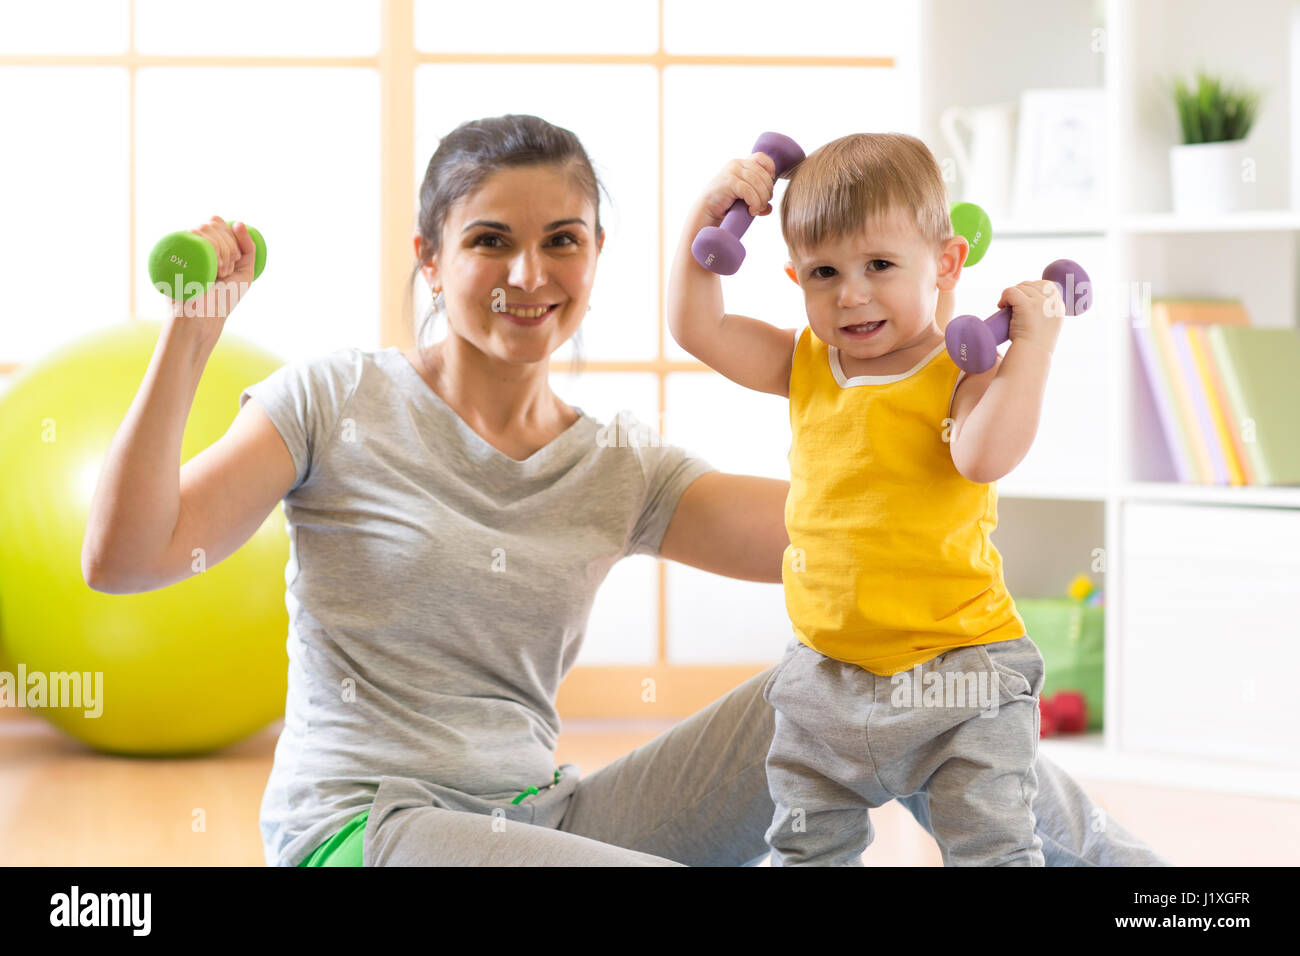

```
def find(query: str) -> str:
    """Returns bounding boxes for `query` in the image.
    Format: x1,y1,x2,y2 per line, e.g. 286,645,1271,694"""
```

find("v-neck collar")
383,347,593,470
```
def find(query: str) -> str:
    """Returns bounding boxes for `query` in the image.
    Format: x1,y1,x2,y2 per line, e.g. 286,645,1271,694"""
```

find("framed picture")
1011,88,1107,223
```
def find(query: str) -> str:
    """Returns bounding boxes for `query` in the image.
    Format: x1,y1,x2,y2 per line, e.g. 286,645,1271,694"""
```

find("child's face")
789,205,965,361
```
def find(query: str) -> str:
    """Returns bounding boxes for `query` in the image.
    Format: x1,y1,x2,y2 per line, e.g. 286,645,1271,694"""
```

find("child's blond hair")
780,132,952,264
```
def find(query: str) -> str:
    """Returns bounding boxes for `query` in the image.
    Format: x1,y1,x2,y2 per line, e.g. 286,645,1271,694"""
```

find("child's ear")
784,262,799,286
933,237,966,293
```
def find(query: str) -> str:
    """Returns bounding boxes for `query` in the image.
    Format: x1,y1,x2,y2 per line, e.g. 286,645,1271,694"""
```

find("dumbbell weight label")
149,222,265,303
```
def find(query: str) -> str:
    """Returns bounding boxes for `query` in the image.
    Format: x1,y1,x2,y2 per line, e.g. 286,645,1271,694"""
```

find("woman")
87,114,1167,867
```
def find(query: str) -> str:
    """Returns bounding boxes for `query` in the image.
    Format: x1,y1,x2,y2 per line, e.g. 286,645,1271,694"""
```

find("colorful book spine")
1130,318,1195,482
1169,322,1229,484
1184,324,1249,485
1149,305,1212,482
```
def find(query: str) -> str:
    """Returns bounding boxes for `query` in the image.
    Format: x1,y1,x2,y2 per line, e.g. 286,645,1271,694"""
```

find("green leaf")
1169,69,1265,144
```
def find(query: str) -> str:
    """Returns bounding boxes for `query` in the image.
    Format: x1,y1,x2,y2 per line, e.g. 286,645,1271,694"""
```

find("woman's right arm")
82,218,294,593
81,317,216,591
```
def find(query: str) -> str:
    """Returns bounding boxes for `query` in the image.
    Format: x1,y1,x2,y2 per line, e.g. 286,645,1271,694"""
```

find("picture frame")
1010,87,1107,223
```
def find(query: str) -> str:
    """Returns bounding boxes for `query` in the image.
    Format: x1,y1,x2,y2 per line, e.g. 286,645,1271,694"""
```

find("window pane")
135,0,380,56
547,371,658,433
667,563,790,664
664,371,791,480
664,0,918,58
579,554,658,664
0,68,129,362
415,0,657,54
415,65,659,360
135,68,381,361
0,0,128,54
662,65,921,360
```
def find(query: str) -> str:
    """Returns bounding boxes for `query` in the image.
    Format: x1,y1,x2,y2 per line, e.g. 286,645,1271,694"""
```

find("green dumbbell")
149,220,267,302
950,201,991,267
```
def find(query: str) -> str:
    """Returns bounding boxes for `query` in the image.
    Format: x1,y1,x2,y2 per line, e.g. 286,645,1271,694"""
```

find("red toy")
1039,691,1088,738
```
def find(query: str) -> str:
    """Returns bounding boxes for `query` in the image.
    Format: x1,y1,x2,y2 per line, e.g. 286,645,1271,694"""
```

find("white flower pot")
1169,139,1258,214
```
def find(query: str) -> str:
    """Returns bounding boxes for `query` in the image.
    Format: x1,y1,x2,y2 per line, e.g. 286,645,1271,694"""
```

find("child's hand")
697,152,777,225
998,279,1065,357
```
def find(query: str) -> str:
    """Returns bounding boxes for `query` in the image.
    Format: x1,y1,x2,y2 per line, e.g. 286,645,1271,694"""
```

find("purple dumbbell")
945,259,1092,373
692,132,806,275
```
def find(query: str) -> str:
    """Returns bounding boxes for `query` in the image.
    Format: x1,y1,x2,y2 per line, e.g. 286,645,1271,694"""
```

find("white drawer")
1119,502,1300,767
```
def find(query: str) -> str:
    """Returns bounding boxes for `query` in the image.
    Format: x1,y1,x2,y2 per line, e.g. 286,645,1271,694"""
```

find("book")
1131,319,1195,482
1185,324,1251,484
1169,322,1229,484
1205,325,1300,486
1148,299,1252,483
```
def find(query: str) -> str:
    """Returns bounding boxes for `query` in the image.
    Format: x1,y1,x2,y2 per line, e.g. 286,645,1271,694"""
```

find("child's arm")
948,280,1065,484
668,155,799,398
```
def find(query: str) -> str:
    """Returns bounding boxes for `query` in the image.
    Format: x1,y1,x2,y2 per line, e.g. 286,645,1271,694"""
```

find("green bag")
1015,597,1104,731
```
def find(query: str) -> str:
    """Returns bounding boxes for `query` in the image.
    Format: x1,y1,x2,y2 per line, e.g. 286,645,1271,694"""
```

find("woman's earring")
433,288,445,313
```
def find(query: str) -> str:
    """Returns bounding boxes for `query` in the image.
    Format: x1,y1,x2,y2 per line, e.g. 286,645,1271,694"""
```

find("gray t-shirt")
239,346,716,867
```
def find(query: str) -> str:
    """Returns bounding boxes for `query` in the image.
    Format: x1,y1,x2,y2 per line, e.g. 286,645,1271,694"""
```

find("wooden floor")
2,714,1297,866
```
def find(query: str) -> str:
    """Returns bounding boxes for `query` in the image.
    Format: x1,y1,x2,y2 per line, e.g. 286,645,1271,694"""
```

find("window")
0,0,920,712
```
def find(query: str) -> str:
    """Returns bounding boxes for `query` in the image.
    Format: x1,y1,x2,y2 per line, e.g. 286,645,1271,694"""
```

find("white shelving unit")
922,0,1300,797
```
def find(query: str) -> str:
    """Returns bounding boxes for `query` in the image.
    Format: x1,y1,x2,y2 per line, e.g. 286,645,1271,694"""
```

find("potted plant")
1167,69,1264,215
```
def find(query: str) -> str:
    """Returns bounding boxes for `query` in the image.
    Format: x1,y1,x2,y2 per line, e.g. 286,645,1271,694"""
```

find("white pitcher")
940,102,1018,221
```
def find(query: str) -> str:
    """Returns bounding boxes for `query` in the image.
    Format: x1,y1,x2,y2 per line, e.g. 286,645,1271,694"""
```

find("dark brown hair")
408,114,609,374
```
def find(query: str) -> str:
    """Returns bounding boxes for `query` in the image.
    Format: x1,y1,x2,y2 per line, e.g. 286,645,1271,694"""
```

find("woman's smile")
500,302,560,326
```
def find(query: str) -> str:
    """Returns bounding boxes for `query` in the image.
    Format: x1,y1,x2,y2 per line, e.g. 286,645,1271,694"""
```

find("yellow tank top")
782,325,1026,676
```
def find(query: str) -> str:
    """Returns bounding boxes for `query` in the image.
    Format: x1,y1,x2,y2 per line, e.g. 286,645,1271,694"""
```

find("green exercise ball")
0,320,290,755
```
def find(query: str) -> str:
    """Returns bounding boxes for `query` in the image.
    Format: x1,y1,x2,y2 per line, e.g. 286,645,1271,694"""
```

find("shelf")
926,0,1300,803
1118,210,1300,234
992,220,1109,238
955,212,1300,243
995,481,1300,509
1038,734,1300,799
997,483,1110,502
1120,481,1300,509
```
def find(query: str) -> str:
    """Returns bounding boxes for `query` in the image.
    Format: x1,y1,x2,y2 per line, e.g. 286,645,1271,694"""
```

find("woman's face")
419,164,603,367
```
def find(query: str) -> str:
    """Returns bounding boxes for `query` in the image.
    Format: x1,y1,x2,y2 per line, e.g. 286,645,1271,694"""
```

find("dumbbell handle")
984,260,1090,341
717,201,758,244
715,131,804,237
945,259,1090,373
691,132,805,275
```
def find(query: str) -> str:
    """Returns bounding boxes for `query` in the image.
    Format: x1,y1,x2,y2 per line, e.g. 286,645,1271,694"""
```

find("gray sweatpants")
361,653,1168,867
764,635,1044,866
